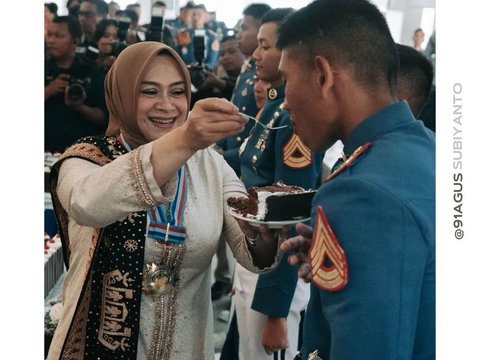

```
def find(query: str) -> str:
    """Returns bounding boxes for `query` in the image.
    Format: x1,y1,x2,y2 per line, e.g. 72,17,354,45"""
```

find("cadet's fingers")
279,235,305,252
287,253,301,266
295,222,313,238
298,262,312,283
286,244,309,265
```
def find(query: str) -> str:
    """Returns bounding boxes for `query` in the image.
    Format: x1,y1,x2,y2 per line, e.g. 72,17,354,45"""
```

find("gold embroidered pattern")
129,146,157,208
59,143,112,166
98,270,134,351
61,278,92,359
148,243,187,360
123,239,138,252
85,229,100,275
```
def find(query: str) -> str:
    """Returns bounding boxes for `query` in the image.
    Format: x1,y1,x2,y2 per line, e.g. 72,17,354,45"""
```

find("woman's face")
136,55,189,143
254,78,270,110
98,24,118,55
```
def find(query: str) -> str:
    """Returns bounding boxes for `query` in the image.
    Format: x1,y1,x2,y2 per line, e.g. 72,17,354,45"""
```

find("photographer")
77,0,109,53
175,4,220,70
94,18,126,72
191,35,245,107
45,16,108,153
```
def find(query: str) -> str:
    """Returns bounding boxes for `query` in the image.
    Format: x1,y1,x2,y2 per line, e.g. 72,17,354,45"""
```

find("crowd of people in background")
44,1,436,359
44,0,436,154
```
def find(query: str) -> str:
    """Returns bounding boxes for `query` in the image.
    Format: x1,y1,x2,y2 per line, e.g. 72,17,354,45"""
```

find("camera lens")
67,83,84,101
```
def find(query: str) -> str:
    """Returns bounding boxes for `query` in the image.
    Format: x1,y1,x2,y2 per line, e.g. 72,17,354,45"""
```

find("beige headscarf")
104,41,192,145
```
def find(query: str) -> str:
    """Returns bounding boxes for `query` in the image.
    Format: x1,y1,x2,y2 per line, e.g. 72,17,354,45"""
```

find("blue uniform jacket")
216,59,258,175
241,85,323,317
302,101,435,359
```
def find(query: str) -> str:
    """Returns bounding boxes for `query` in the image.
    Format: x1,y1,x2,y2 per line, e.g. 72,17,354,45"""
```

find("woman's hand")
182,98,248,151
237,220,289,269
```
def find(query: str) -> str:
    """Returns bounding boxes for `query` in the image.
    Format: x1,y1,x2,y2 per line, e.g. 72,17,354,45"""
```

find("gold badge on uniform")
177,29,191,46
268,88,278,100
283,134,312,169
309,207,348,291
211,39,220,52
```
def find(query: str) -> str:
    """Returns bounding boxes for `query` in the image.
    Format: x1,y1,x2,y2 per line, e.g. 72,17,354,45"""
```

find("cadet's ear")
313,55,335,94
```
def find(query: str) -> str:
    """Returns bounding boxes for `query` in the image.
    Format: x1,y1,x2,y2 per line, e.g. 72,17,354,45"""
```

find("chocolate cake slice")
227,183,316,221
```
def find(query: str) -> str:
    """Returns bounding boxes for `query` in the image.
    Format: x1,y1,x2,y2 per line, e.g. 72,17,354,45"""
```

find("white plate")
227,206,311,229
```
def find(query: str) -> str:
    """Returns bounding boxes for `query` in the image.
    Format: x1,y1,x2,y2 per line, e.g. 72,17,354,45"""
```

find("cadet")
175,4,220,70
166,1,194,38
216,3,272,176
276,1,435,359
235,8,323,360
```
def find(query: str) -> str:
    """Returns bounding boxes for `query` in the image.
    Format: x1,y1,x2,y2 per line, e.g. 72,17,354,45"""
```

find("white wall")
389,0,436,47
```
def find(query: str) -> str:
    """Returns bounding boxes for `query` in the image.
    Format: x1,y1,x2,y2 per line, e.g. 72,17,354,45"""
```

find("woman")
47,42,281,360
94,18,121,72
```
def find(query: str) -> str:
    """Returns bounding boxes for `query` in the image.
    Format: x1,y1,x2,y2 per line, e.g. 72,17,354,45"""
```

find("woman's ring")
246,233,260,247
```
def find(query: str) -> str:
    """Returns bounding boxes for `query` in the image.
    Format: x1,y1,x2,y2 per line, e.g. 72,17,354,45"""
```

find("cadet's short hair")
243,4,272,21
260,8,295,26
278,0,398,95
221,35,238,44
45,3,58,15
396,43,434,117
84,0,109,18
52,15,82,42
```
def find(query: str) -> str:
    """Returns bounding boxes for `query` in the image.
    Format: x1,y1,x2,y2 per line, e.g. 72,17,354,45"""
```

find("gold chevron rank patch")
309,207,348,291
283,134,312,169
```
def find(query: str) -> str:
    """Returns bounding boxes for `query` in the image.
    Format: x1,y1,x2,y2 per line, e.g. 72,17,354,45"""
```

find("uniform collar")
343,101,415,156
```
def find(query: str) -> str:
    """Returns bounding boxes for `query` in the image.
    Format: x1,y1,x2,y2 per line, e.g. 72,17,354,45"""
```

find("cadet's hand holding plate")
280,222,313,282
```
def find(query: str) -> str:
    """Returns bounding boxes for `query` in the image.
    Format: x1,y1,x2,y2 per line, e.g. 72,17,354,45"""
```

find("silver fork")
239,113,289,130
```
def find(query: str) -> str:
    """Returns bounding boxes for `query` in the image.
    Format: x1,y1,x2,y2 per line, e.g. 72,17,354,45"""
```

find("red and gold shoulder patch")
283,134,313,169
324,142,372,183
309,207,348,291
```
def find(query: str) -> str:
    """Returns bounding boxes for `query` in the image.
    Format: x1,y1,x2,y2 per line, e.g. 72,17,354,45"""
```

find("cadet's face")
46,22,76,59
220,40,245,73
136,55,188,143
413,30,425,45
252,22,282,84
280,48,337,151
180,9,192,25
191,9,205,29
237,16,260,56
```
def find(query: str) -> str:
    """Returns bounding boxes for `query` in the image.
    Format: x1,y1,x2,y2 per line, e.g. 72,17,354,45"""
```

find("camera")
117,15,131,43
146,6,164,42
67,46,99,101
188,30,208,89
111,41,128,57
